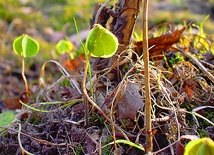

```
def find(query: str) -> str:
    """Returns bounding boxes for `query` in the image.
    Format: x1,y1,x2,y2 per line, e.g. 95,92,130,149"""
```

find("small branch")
152,139,179,154
142,0,153,153
94,0,110,25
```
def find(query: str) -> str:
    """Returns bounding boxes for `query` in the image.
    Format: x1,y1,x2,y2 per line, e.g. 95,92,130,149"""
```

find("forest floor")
0,0,214,154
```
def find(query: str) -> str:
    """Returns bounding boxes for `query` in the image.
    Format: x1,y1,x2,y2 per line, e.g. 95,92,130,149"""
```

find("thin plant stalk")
82,54,130,153
142,0,152,153
21,57,29,95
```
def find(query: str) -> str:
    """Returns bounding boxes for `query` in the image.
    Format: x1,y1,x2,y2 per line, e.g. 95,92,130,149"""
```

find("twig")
142,0,153,153
200,60,214,69
152,139,179,154
40,59,82,94
95,49,133,78
17,123,37,155
2,124,67,147
94,0,110,25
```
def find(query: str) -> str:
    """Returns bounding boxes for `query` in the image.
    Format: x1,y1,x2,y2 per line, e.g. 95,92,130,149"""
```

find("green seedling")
199,15,209,38
83,24,118,107
74,18,120,128
13,34,39,94
86,24,118,58
56,38,75,59
193,15,210,54
168,53,184,66
184,137,214,155
74,18,118,93
56,39,74,54
85,24,118,94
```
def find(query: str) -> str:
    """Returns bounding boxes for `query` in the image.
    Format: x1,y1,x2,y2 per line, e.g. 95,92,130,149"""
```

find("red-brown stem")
21,57,28,96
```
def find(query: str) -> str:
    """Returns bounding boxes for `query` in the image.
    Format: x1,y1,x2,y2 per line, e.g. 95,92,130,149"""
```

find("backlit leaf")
13,34,39,58
86,24,118,58
184,137,214,155
56,39,74,54
13,35,24,56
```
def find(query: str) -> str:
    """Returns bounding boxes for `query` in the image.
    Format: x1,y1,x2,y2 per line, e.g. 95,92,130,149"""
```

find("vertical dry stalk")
142,0,153,153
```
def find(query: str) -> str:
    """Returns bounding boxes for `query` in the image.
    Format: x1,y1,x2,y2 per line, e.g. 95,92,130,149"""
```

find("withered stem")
142,0,153,153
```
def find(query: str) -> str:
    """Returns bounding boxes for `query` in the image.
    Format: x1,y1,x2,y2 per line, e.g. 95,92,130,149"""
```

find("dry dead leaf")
117,82,144,120
4,92,29,110
63,54,85,72
135,27,186,60
4,97,22,110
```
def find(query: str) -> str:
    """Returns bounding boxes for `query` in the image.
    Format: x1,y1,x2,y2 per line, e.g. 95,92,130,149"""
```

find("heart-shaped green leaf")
56,39,74,54
13,34,39,58
86,24,118,58
184,137,214,155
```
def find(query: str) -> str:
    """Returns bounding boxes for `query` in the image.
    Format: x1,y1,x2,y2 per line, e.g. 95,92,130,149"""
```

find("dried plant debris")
117,82,144,120
134,26,186,60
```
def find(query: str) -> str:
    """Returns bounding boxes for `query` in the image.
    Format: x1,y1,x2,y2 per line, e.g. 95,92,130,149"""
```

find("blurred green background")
0,0,214,61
